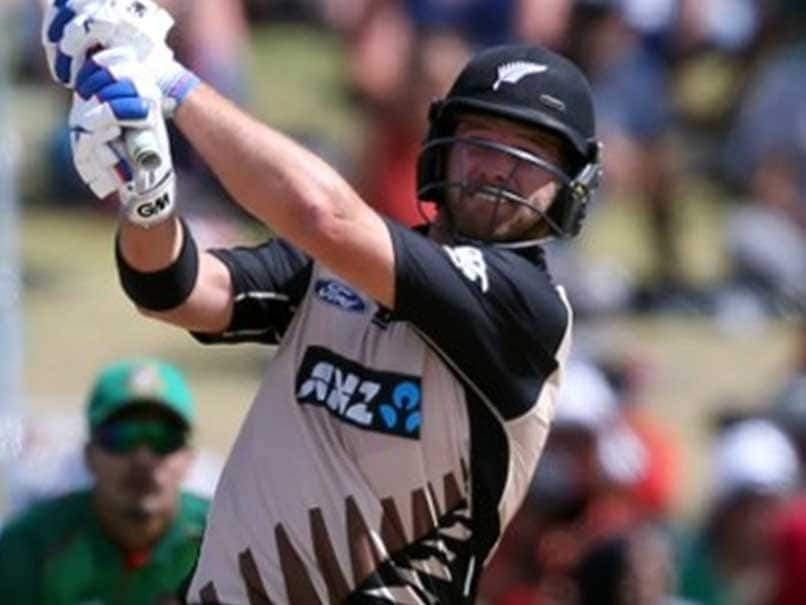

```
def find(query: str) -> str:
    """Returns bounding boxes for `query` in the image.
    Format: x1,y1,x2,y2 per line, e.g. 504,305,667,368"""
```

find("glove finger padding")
72,124,121,167
96,0,174,59
42,0,174,88
73,48,167,178
42,0,103,86
69,95,123,198
76,47,162,108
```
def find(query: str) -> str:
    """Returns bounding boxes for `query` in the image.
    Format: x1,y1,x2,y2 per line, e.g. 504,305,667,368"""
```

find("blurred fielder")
0,358,208,604
42,1,602,602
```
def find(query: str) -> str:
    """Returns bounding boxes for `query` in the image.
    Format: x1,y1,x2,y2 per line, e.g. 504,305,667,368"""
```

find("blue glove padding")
43,0,100,86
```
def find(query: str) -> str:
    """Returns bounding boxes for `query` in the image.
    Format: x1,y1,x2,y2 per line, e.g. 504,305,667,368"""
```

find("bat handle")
125,128,162,171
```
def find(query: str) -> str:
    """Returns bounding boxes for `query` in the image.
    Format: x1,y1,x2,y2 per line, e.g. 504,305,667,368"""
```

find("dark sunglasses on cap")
93,418,189,456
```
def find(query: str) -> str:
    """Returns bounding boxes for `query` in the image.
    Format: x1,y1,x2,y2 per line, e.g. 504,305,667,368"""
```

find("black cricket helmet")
417,44,602,242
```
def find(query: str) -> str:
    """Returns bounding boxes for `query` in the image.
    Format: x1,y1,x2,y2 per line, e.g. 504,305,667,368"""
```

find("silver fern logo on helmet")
492,61,547,91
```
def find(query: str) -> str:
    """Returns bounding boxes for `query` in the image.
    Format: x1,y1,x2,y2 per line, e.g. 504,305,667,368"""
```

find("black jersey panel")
191,238,313,345
465,386,510,596
385,220,569,419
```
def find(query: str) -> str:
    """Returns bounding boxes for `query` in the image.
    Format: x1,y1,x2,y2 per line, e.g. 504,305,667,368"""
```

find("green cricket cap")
87,358,196,430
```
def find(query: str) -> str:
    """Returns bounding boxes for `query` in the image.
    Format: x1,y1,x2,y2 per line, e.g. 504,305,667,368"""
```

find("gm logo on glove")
135,192,171,219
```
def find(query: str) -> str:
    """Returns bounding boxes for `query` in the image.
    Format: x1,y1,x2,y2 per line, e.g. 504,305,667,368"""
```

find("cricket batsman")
41,1,602,602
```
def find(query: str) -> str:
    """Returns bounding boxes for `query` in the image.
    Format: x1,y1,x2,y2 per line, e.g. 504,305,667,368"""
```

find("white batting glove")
70,47,176,227
42,0,104,86
43,0,199,115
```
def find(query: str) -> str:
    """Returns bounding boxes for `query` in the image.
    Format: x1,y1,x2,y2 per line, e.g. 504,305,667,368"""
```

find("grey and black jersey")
186,220,573,605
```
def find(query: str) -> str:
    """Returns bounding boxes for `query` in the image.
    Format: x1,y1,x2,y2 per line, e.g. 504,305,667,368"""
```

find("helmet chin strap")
420,179,566,247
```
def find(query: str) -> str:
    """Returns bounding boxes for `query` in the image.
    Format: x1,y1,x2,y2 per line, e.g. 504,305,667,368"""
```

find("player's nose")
128,443,161,467
476,154,517,186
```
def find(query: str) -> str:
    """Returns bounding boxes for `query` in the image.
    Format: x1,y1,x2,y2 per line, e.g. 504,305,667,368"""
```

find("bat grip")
125,128,162,171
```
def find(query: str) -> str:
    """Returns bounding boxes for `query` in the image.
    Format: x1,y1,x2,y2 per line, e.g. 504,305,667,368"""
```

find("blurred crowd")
3,0,806,603
477,317,806,605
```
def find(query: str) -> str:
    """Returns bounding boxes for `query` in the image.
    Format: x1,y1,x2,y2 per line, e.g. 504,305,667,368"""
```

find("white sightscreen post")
0,4,24,519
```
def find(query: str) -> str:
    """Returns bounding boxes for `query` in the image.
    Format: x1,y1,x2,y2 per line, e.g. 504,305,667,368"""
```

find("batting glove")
71,47,176,227
42,0,200,116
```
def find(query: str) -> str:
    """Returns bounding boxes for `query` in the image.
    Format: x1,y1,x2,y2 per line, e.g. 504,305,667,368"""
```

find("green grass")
247,23,363,154
21,208,262,454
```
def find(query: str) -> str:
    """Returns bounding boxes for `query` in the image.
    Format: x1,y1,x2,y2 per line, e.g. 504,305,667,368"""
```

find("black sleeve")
191,238,313,345
385,220,570,419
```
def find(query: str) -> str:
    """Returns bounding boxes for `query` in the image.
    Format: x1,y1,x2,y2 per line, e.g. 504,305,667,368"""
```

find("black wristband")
115,217,200,311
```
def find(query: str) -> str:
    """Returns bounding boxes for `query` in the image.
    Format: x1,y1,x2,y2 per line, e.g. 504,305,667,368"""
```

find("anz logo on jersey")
314,279,367,313
295,346,422,439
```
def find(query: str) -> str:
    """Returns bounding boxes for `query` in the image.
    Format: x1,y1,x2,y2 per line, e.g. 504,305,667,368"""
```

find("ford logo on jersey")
296,346,422,439
314,279,367,313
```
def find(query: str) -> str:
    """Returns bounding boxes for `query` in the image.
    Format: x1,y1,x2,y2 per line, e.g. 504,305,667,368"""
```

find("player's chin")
489,222,541,243
453,218,534,243
126,493,167,518
450,194,540,241
486,206,545,242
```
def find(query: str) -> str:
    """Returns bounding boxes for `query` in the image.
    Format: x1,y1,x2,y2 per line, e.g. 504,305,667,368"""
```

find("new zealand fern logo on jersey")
296,347,422,439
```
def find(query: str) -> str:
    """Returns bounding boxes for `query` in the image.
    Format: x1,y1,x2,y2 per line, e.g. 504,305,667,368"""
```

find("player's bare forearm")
118,216,183,271
173,83,396,308
117,217,233,333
